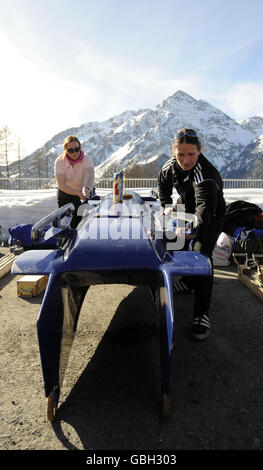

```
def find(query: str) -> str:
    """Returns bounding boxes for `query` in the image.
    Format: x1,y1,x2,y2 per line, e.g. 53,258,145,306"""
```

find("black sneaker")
246,258,257,270
192,313,210,340
173,279,194,294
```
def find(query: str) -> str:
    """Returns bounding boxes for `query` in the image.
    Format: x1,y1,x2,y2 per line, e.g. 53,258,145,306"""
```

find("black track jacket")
158,153,226,254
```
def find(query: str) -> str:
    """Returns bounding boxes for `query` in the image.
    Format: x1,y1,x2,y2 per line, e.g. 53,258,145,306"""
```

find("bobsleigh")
11,190,211,422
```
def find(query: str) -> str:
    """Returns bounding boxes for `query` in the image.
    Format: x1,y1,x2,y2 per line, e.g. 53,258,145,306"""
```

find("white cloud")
75,43,205,112
215,83,263,119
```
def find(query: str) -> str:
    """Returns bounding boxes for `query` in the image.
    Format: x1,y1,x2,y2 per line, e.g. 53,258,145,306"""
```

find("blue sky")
1,0,263,157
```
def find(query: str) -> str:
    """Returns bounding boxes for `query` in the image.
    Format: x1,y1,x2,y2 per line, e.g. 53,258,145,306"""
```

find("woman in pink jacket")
54,135,95,228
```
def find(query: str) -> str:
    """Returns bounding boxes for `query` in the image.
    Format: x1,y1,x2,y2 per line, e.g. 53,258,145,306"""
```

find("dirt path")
0,252,263,451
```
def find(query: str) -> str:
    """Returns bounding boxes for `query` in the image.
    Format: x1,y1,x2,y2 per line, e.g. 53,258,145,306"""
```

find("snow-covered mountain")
227,134,263,178
6,90,263,179
239,116,263,136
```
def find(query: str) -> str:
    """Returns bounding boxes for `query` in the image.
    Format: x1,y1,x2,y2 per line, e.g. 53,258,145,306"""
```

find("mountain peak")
174,89,193,97
169,90,196,102
158,90,196,110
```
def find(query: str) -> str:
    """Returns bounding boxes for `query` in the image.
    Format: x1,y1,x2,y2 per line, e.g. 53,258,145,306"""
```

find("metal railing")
0,177,263,190
95,177,159,189
222,179,263,189
0,178,57,190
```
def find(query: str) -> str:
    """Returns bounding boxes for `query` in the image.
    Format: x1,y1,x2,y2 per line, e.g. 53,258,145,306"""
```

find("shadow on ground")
49,269,263,450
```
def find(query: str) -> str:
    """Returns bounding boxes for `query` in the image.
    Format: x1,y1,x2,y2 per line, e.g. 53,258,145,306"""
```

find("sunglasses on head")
67,146,80,154
176,130,197,139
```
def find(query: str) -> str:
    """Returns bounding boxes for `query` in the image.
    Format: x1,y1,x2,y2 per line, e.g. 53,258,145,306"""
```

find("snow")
0,189,58,240
109,142,135,162
139,154,159,165
223,188,263,208
0,188,262,242
258,134,263,148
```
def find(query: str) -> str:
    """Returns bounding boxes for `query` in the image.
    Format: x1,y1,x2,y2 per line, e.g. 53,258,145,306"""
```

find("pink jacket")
54,154,95,196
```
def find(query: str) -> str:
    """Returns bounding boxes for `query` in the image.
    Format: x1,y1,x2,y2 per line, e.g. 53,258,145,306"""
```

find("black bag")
235,229,263,258
223,200,262,235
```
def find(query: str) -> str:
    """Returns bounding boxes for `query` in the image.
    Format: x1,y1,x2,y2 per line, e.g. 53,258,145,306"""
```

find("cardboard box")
17,275,49,297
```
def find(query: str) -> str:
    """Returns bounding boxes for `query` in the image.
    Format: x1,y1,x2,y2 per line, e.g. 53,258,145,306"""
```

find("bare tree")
29,151,42,179
17,134,22,177
45,153,49,178
37,153,41,179
0,125,13,179
16,133,24,188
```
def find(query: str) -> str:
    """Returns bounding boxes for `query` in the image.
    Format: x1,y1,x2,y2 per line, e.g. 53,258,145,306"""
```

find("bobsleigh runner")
11,189,211,422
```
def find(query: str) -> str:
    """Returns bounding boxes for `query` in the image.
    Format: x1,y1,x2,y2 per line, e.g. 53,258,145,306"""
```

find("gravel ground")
1,247,263,452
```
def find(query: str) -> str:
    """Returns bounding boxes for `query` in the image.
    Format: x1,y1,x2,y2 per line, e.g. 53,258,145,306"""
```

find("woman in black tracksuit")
158,129,226,340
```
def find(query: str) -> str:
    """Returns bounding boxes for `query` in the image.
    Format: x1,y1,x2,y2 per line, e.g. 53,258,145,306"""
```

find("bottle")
113,170,124,203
